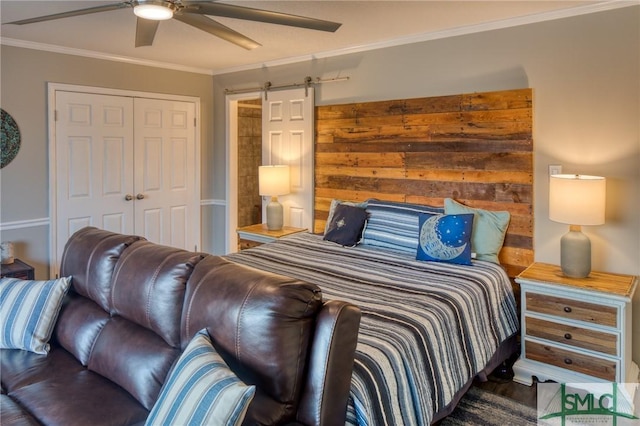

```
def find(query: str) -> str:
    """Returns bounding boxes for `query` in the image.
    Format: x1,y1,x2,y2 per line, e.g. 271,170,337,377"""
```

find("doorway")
225,87,315,254
236,99,263,229
225,91,262,253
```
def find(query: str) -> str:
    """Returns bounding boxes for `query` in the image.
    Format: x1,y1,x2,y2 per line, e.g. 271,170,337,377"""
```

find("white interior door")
134,98,198,250
55,91,135,262
262,87,315,230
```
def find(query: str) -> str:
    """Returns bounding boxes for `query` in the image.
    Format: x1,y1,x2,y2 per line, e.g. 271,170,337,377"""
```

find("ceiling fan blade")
5,2,131,25
182,2,341,32
135,18,160,47
173,14,261,50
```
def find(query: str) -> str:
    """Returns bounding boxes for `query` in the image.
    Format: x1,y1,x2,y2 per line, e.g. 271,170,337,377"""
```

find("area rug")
440,386,538,425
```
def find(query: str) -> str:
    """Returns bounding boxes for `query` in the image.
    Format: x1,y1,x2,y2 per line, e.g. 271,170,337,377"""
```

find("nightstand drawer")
525,340,617,381
526,316,618,356
526,292,617,327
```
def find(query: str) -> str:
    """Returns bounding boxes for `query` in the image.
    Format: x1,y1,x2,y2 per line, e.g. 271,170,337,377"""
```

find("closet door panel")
55,91,135,267
52,89,200,277
134,98,197,251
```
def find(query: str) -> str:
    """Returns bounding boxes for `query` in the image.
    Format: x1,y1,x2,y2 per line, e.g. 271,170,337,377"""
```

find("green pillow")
444,198,510,264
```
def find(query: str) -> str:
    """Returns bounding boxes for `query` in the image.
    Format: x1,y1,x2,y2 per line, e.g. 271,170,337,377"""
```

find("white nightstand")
236,223,306,250
513,262,638,389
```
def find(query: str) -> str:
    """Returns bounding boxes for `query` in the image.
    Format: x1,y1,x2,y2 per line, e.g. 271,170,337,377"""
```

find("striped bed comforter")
225,233,519,426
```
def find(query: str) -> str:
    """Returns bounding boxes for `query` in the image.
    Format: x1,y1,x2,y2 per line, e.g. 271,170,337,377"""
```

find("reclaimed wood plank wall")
314,88,533,278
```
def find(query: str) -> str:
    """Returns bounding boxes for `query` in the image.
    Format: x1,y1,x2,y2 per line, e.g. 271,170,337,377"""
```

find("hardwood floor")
473,374,538,409
472,354,538,409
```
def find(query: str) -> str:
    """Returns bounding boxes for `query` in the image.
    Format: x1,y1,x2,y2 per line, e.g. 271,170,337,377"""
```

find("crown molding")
0,37,214,75
2,1,637,76
213,0,638,75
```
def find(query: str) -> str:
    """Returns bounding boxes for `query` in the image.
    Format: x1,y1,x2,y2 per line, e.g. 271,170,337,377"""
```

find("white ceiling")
0,1,626,75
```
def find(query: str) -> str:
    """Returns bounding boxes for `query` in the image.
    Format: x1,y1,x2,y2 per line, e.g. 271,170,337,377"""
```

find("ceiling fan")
5,1,342,50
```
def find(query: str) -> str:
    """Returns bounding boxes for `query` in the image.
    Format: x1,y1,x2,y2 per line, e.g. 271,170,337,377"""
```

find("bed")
229,88,532,425
226,199,520,425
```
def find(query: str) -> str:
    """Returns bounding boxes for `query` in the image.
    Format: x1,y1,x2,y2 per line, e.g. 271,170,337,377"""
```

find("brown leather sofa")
0,227,361,426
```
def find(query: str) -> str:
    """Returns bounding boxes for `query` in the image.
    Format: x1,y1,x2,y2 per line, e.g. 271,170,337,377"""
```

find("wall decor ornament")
1,109,21,168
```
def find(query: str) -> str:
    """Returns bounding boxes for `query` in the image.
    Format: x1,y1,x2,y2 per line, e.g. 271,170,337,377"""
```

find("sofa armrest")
296,300,361,426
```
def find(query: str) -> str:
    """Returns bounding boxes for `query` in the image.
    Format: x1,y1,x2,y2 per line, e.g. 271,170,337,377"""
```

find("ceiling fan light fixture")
133,2,174,21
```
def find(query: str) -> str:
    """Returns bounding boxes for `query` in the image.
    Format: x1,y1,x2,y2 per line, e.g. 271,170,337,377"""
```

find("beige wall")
213,6,640,362
0,46,214,276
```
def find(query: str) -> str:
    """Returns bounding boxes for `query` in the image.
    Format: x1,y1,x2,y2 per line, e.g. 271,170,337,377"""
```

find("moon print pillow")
416,213,474,265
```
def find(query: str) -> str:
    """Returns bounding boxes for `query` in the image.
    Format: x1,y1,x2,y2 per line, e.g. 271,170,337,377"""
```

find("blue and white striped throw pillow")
0,276,72,354
361,199,444,253
146,329,255,426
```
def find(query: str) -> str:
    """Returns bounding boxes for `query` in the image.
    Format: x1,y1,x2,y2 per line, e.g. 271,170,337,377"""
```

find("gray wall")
213,7,640,361
0,47,214,276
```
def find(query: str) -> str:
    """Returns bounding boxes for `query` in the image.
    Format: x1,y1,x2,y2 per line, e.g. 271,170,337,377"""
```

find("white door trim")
225,91,261,254
48,83,201,277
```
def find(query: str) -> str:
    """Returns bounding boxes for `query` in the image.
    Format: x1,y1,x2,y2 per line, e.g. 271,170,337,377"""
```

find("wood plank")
526,316,617,356
519,262,637,299
462,89,532,111
316,140,533,153
405,152,532,171
314,88,533,278
405,169,532,184
525,341,616,381
316,152,404,167
315,94,463,120
316,165,407,179
526,292,618,327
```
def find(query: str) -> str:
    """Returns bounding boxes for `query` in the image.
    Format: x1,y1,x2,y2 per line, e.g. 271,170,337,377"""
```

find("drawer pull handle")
564,358,573,365
564,333,572,340
564,306,572,313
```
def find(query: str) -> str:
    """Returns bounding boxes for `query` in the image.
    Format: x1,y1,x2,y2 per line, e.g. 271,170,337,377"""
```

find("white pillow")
145,329,255,426
0,277,72,354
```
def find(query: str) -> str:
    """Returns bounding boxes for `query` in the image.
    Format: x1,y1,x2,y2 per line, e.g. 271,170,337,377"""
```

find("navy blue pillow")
323,204,368,247
416,213,474,265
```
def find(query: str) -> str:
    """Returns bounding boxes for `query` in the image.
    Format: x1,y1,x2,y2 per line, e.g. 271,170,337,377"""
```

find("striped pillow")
361,199,444,253
0,276,72,354
146,329,255,426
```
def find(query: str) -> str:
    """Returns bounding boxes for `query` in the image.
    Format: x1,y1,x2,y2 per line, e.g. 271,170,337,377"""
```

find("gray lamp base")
266,196,283,231
560,225,591,278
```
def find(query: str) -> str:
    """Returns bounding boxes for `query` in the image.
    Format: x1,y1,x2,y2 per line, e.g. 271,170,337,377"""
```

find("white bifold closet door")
53,91,198,276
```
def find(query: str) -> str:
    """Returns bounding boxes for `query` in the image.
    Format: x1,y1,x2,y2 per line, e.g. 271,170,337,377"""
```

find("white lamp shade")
133,2,174,20
259,165,290,196
549,174,606,225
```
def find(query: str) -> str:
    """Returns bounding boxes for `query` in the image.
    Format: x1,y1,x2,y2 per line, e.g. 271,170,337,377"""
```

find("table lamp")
259,165,290,231
549,174,606,278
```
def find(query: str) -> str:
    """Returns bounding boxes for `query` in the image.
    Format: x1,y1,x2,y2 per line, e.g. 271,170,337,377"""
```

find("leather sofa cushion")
1,347,148,426
9,356,149,426
88,317,180,410
182,256,323,425
0,394,40,426
55,293,110,366
59,227,143,312
110,240,204,347
0,347,84,392
83,241,204,410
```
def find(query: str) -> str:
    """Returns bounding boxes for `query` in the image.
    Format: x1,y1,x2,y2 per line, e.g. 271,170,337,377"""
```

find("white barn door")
52,89,199,277
262,87,314,230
